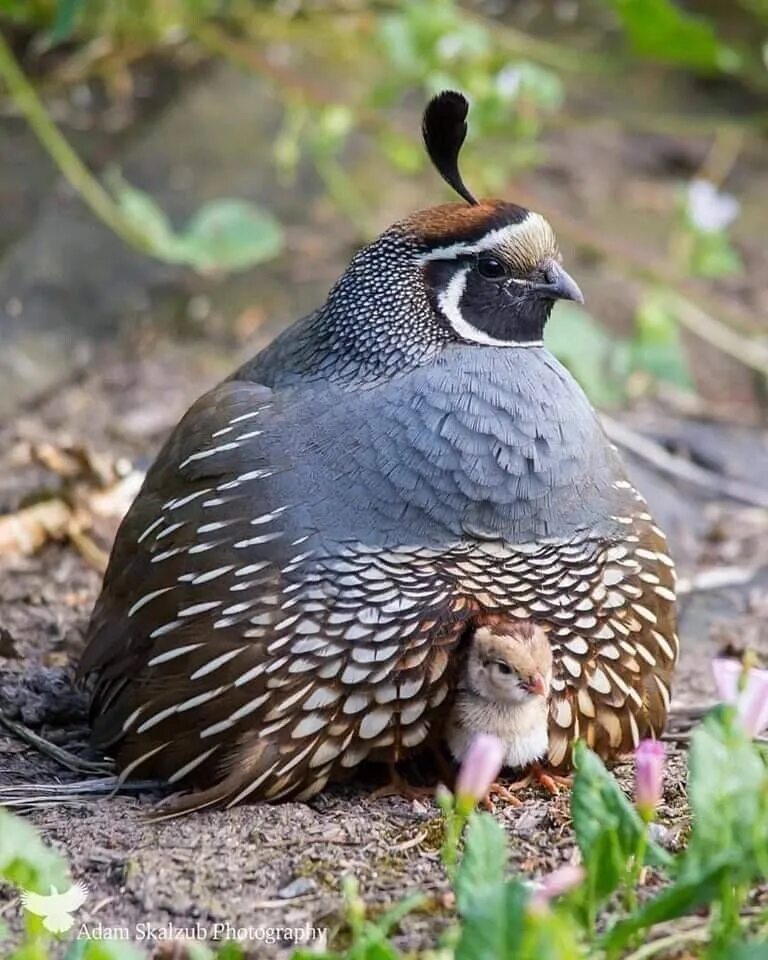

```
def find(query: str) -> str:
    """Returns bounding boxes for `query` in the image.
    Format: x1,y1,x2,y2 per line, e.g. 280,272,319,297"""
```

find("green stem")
440,809,466,881
624,828,649,914
0,32,151,255
712,878,748,946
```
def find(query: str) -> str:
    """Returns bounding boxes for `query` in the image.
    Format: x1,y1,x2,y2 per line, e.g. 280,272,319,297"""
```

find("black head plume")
422,90,478,206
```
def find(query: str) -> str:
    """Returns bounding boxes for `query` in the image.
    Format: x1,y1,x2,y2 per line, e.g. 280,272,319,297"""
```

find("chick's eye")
476,255,507,280
493,661,512,676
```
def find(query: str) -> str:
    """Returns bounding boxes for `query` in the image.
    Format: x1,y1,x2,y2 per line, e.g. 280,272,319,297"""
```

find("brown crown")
401,199,530,246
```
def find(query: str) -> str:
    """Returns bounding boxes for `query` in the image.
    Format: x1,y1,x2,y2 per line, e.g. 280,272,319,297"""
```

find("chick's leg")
531,762,572,794
504,762,572,795
370,762,435,801
480,781,523,810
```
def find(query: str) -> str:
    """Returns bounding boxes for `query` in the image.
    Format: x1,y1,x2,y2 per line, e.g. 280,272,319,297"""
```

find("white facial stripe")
417,214,554,264
437,265,543,348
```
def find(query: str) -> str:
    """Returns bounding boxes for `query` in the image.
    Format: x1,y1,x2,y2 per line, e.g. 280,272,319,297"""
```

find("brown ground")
1,51,768,960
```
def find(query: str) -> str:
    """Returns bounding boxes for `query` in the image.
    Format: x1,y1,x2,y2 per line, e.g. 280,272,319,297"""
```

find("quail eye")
476,255,508,280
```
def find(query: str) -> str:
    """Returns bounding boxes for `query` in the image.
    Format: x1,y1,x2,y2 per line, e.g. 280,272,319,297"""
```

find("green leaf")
212,944,244,960
0,809,69,894
110,174,176,252
521,908,588,960
110,173,284,272
50,0,86,43
712,943,768,960
64,941,145,960
600,856,733,953
175,200,284,272
684,707,768,881
580,822,629,909
571,742,671,907
454,812,508,915
455,879,528,960
689,231,743,278
605,711,768,954
546,303,630,408
454,813,528,960
632,291,693,390
607,0,739,72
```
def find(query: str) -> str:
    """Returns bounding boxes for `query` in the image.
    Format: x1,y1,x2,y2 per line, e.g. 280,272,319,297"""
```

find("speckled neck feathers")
239,225,449,388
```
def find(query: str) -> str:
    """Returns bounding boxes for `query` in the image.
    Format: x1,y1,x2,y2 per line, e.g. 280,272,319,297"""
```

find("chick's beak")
541,261,584,305
524,672,548,697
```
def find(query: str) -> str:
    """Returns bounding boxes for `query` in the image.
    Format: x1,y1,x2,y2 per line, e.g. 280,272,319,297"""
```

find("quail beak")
523,672,548,697
537,260,584,305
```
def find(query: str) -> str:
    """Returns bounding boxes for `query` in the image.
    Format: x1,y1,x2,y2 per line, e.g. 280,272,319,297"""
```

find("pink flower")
455,733,504,806
529,865,585,912
711,657,743,703
635,739,666,821
712,658,768,737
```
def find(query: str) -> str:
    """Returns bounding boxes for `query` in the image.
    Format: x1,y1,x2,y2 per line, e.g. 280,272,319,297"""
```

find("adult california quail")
79,92,678,809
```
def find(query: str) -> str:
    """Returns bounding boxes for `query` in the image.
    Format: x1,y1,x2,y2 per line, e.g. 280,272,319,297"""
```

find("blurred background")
1,0,768,614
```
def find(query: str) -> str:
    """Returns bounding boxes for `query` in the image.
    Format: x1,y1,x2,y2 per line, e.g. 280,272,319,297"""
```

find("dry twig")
0,711,111,775
602,416,768,508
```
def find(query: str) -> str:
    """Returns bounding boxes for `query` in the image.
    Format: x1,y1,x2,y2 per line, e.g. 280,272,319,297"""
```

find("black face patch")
458,268,554,342
423,258,555,344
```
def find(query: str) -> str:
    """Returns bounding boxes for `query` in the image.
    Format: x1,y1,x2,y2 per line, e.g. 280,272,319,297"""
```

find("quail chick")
447,621,553,770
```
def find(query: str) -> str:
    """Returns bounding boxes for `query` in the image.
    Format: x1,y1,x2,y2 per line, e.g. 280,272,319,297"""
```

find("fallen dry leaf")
0,499,72,557
0,472,141,573
31,442,88,479
67,522,109,573
84,470,144,518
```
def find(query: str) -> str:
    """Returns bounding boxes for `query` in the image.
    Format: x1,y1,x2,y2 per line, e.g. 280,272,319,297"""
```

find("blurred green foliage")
632,293,693,392
0,0,766,400
0,0,226,44
111,176,284,273
606,0,740,71
375,0,563,177
543,304,631,409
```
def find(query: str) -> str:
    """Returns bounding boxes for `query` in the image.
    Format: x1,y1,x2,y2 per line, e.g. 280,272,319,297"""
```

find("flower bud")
634,739,666,822
712,658,768,737
529,864,585,912
455,733,504,808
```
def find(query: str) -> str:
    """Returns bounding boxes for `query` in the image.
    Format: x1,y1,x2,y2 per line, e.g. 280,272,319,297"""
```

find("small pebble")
277,877,316,899
648,822,676,849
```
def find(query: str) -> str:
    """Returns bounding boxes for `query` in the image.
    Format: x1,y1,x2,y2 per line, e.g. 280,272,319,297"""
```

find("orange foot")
480,781,523,810
370,768,435,802
505,762,572,796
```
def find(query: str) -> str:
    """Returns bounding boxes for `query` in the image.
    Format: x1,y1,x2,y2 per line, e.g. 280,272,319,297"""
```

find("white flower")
495,65,523,99
436,33,465,60
686,179,739,233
